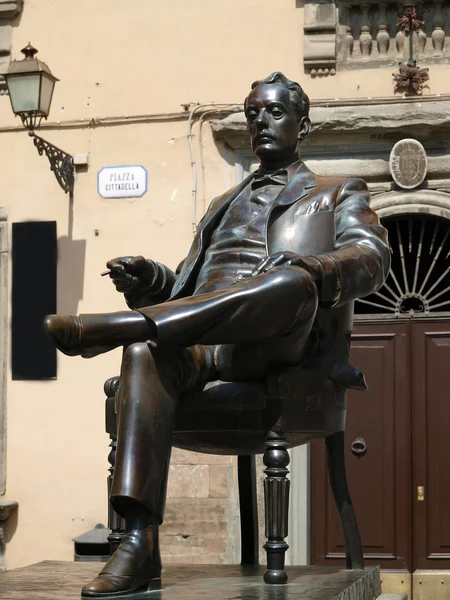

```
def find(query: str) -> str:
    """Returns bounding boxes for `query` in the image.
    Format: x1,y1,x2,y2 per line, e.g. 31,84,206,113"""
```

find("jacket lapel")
171,162,317,300
270,161,317,212
170,172,255,299
197,172,256,246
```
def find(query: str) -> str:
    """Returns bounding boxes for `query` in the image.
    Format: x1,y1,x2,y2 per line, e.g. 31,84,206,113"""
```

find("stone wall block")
167,465,209,498
163,498,228,535
171,447,232,465
161,497,230,563
161,532,228,564
209,464,230,498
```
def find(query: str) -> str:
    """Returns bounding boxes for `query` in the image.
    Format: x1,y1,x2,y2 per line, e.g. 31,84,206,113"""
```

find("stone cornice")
0,501,17,522
0,0,23,90
211,98,450,148
0,0,23,19
0,501,17,571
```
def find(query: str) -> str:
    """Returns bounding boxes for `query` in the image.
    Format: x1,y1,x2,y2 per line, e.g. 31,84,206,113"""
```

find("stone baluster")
396,28,406,57
359,4,373,59
377,3,391,57
344,3,355,61
396,0,406,57
432,0,445,55
417,24,427,57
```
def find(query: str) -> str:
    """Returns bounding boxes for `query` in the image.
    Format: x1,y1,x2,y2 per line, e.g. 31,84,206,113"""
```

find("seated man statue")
45,72,389,598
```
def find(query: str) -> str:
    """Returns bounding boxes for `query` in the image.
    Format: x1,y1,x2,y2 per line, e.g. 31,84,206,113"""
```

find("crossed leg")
46,267,319,597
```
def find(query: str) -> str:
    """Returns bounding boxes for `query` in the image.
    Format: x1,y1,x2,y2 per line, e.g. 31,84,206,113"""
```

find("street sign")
98,165,148,199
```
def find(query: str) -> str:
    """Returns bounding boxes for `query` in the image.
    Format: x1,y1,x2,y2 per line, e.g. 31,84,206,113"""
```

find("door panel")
411,321,450,570
311,321,411,570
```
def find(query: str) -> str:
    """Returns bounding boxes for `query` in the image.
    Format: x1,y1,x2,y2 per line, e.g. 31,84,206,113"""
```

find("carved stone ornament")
0,0,24,93
389,138,428,189
393,61,430,96
304,1,337,77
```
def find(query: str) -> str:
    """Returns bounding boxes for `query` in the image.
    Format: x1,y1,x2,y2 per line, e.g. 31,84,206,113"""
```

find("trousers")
111,267,318,520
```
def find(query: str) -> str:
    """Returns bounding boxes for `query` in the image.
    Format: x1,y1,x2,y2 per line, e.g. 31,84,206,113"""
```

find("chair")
103,325,367,584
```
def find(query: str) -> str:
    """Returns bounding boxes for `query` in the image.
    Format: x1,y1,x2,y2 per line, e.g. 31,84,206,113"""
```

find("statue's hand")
106,256,157,294
252,252,323,284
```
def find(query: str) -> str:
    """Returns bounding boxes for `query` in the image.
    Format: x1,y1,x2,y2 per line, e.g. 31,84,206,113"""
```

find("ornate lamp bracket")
29,131,74,199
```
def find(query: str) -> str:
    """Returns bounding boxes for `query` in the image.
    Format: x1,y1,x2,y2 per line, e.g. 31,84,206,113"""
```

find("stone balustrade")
338,0,450,67
304,0,450,76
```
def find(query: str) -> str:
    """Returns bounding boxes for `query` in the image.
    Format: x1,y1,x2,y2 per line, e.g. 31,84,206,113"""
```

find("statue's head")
244,72,311,167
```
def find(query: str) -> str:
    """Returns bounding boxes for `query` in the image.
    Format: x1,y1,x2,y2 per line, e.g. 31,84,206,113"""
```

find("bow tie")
251,169,288,190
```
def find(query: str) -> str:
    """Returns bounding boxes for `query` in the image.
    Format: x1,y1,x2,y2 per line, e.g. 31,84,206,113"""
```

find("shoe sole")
81,577,161,599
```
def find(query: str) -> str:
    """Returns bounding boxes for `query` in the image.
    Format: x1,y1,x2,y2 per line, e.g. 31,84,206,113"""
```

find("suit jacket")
127,162,390,393
132,162,389,307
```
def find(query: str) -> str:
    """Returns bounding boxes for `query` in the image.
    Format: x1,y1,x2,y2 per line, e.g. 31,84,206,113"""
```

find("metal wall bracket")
30,131,74,199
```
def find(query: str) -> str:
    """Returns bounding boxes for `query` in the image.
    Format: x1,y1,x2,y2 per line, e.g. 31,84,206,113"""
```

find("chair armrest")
104,377,120,398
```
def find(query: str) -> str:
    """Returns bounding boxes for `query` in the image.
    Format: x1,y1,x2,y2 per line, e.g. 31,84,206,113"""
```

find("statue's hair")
245,72,310,120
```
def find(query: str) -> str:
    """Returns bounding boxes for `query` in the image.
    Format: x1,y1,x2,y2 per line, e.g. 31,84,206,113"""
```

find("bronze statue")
45,72,389,598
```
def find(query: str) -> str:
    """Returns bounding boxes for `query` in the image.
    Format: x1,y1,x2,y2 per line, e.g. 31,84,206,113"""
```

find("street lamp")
4,43,74,198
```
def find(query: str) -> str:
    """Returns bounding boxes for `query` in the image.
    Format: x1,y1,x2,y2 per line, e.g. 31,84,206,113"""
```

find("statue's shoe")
81,529,162,598
44,313,152,358
43,315,114,358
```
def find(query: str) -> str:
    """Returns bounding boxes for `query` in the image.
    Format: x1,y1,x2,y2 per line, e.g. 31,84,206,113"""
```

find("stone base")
0,561,385,600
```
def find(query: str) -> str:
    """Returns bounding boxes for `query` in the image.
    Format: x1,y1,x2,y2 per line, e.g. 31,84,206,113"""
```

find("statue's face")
245,83,304,165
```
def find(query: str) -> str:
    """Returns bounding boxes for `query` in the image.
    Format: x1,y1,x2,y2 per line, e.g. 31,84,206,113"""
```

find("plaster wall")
1,0,450,128
1,115,241,569
1,0,450,571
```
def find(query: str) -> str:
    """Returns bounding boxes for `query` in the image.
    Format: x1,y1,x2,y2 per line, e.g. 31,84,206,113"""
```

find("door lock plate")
417,485,425,501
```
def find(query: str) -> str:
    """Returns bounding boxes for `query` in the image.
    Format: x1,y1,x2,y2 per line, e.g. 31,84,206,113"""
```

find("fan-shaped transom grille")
355,215,450,317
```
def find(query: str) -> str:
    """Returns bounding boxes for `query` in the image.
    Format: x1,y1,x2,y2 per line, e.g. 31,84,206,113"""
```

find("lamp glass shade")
6,71,56,117
39,73,56,116
7,74,41,113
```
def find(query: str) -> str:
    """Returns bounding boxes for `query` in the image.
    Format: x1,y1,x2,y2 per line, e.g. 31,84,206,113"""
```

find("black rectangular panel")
12,221,57,380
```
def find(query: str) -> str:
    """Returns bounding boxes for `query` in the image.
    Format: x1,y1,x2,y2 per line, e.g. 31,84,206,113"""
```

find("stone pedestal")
0,561,391,600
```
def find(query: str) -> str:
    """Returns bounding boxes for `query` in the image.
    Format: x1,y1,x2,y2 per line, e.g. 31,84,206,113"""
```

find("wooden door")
411,321,450,570
310,320,412,570
311,318,450,577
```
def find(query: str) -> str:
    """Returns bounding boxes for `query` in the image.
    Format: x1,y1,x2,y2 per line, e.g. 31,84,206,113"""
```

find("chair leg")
105,378,125,554
263,433,290,584
238,455,259,566
326,431,364,570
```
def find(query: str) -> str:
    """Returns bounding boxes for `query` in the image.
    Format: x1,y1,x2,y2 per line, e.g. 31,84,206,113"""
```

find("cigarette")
101,270,111,277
